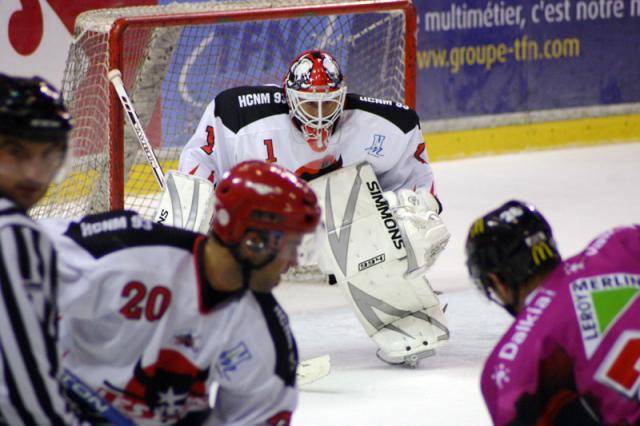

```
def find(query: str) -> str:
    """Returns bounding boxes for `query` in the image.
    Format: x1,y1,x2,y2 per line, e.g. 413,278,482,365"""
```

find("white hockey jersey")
41,211,298,426
179,86,436,194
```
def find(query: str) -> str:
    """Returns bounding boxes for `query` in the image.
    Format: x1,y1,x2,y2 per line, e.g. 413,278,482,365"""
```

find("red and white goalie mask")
284,50,347,152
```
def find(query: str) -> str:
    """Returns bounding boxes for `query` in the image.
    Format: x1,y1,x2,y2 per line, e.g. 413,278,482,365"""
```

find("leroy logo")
570,273,640,358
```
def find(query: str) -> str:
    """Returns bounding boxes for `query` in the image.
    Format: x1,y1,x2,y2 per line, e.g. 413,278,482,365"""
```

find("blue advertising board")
414,0,640,120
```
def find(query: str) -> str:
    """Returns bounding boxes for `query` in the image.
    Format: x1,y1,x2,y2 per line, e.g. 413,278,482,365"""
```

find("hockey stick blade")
297,355,331,386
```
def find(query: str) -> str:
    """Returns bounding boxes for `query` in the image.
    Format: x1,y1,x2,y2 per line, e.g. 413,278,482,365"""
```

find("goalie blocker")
308,163,450,366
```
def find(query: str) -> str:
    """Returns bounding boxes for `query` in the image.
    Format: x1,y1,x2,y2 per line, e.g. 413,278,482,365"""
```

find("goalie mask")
212,160,321,267
284,50,346,153
465,200,560,315
0,73,72,145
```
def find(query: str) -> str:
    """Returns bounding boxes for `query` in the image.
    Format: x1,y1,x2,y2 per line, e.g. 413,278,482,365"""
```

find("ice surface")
274,142,640,426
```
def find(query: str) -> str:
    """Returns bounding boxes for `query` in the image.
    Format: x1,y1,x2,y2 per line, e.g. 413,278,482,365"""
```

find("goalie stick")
108,69,165,189
297,355,331,386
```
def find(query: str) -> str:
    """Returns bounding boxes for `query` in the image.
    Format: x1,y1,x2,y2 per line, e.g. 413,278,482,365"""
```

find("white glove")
383,188,450,277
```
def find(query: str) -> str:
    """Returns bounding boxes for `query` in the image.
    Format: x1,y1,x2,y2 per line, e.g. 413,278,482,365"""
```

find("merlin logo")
571,273,640,358
365,134,385,157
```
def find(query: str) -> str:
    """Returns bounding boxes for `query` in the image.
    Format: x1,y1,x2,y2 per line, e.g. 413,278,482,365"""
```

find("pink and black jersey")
481,225,640,425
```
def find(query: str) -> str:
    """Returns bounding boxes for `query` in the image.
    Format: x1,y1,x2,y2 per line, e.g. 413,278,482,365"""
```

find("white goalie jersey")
179,85,436,194
41,211,298,426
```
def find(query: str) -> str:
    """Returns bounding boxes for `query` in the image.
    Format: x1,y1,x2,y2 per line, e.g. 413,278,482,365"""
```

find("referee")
0,73,78,425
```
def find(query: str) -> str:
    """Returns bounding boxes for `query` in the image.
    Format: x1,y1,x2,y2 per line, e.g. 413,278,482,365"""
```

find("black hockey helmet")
0,73,72,145
465,200,560,311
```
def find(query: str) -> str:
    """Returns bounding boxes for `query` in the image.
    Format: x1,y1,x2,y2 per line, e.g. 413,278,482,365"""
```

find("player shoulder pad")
214,85,289,133
63,210,199,258
344,93,419,134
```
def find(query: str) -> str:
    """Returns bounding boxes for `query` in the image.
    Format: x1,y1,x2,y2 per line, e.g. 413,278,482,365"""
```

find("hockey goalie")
154,162,450,367
153,50,451,366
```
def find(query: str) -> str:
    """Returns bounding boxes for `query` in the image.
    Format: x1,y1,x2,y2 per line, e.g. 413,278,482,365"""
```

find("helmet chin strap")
503,285,520,317
504,301,519,317
237,250,278,288
213,231,278,288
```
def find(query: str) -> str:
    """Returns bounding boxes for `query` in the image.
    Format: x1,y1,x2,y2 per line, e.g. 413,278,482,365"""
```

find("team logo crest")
570,273,640,358
218,342,252,380
101,350,210,424
365,134,385,157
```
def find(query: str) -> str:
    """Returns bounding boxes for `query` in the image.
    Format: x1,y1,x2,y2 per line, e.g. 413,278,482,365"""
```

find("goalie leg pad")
307,163,449,363
370,301,449,360
343,272,449,360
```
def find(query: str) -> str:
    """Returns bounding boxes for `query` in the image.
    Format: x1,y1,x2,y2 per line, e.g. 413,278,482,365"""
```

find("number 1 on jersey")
263,139,277,163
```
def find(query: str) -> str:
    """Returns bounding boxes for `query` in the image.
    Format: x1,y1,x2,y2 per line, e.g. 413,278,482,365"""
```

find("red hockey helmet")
284,50,346,152
212,160,321,245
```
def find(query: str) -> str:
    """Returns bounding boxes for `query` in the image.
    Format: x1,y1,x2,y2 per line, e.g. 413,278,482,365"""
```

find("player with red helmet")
42,160,320,425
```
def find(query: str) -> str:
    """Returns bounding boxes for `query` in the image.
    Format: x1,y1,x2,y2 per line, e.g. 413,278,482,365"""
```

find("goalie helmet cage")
31,0,416,221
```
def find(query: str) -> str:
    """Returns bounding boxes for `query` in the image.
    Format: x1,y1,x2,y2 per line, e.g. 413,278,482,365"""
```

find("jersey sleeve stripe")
40,236,62,381
0,227,69,425
2,346,36,425
253,292,298,387
10,226,32,281
30,228,47,287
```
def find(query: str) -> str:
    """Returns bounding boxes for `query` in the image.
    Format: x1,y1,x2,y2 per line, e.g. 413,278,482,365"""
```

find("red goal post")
32,0,417,221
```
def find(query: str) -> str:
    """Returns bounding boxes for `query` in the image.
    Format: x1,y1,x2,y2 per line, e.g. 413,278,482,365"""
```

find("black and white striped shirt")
0,196,74,425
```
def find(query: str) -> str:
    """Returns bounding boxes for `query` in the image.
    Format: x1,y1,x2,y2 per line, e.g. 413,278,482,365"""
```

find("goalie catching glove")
383,187,450,278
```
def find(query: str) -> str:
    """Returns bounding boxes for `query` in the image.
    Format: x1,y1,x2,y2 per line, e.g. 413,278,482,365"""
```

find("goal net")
31,0,416,222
